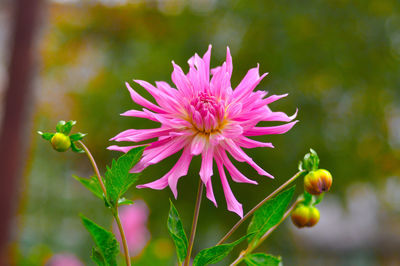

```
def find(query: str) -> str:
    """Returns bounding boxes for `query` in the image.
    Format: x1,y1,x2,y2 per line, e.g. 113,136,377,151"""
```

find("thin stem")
77,141,131,265
230,199,301,266
184,179,204,266
77,140,107,197
217,170,304,245
113,210,131,266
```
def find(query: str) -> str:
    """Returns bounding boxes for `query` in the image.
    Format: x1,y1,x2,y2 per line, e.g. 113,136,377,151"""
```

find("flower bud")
304,169,332,195
291,205,320,228
51,132,71,152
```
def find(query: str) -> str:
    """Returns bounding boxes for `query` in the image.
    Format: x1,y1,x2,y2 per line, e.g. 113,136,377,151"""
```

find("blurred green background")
5,0,400,265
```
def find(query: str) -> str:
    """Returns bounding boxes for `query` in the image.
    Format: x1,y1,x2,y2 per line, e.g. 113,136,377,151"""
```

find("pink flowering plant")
38,46,333,265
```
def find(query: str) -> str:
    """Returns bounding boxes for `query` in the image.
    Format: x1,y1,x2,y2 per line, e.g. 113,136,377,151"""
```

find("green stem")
113,209,132,266
77,140,131,266
217,170,305,245
230,199,301,266
77,140,107,197
184,179,204,266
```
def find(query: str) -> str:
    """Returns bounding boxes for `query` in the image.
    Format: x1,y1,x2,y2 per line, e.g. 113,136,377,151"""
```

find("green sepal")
71,141,84,153
80,214,119,266
91,247,106,266
193,234,252,266
244,253,282,266
61,120,76,135
313,193,325,206
118,198,134,206
56,120,66,132
247,186,295,246
299,148,320,172
104,146,145,207
37,131,54,141
167,199,188,263
70,132,87,141
302,191,313,206
73,175,103,199
300,191,324,206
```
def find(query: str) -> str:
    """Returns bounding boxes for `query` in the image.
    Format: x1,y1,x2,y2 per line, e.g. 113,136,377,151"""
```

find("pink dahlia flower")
113,200,150,257
109,45,297,217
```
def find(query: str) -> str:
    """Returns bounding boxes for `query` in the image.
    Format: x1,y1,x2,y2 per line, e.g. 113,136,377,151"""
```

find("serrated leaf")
167,200,188,263
244,253,281,266
37,131,54,141
61,120,76,135
193,234,251,266
91,247,106,266
56,120,66,132
80,214,119,266
104,146,145,206
118,198,134,206
70,132,87,141
247,186,295,246
73,175,103,199
71,141,84,153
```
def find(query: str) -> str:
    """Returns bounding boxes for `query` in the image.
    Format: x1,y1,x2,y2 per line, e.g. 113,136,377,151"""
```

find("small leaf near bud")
291,205,320,228
51,132,71,152
299,148,320,172
37,131,54,141
56,120,66,132
304,169,332,195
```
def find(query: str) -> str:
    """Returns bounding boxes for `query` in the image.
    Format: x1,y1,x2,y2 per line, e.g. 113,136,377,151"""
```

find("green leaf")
91,247,106,266
167,200,188,263
61,120,76,134
70,132,87,141
80,214,119,266
247,186,295,246
118,198,134,206
193,234,251,266
73,175,103,199
56,120,66,132
244,253,282,266
104,146,145,206
71,141,84,153
37,131,54,141
299,148,320,172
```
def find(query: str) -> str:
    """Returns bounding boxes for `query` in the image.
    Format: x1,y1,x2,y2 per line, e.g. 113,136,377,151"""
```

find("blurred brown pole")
0,0,42,264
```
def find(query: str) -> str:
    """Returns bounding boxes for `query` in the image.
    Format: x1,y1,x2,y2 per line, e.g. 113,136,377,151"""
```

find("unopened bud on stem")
304,169,332,195
51,132,71,152
291,205,320,228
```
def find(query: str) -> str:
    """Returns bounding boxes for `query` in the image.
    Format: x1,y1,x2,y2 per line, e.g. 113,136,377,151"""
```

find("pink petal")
136,175,169,190
220,123,243,139
226,46,233,79
107,145,145,153
216,148,257,184
236,136,274,149
263,94,288,105
171,61,193,97
120,109,158,122
131,137,188,173
125,82,166,114
215,157,243,218
190,134,206,155
167,148,193,198
262,109,298,122
244,120,298,136
199,146,216,205
110,127,173,142
223,139,274,179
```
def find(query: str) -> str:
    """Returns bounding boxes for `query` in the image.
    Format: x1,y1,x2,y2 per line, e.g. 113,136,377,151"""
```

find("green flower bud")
304,169,332,195
51,132,71,152
291,205,320,228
